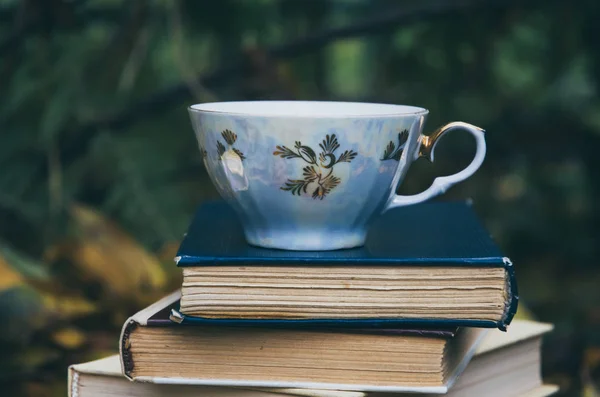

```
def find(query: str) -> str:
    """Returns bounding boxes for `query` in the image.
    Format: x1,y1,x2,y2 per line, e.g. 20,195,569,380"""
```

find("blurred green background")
1,0,599,396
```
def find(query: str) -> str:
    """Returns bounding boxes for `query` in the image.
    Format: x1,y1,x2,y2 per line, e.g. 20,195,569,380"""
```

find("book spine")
499,257,519,331
120,320,138,380
68,366,77,397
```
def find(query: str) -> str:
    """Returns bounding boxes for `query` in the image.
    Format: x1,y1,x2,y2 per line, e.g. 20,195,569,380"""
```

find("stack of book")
68,200,558,397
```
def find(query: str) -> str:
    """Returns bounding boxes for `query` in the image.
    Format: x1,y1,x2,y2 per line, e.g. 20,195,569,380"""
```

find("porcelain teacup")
188,101,486,251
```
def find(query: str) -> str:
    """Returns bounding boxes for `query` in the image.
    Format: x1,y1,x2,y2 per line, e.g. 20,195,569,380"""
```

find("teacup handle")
385,121,486,210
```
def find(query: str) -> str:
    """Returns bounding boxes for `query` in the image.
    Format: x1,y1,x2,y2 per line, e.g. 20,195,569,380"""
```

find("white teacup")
188,101,485,251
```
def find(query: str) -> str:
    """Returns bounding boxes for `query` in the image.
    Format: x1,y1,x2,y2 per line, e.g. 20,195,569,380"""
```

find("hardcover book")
72,351,558,397
174,200,518,330
69,355,366,397
119,291,487,393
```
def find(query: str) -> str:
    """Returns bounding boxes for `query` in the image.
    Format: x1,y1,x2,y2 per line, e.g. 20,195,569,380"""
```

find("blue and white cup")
188,101,486,251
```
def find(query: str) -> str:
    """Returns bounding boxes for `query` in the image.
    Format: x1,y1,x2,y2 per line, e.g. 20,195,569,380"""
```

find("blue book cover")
172,200,518,330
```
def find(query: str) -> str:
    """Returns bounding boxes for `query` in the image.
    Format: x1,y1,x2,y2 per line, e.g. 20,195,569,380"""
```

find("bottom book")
69,319,558,397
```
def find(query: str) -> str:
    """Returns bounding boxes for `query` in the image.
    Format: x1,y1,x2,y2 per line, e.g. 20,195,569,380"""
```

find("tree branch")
51,0,544,171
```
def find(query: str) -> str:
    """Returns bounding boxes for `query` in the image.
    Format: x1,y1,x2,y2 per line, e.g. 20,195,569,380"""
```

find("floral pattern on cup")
217,129,245,161
273,134,357,200
381,129,409,161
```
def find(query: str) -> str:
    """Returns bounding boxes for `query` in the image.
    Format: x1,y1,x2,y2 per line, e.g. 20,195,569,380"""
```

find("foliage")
1,0,600,396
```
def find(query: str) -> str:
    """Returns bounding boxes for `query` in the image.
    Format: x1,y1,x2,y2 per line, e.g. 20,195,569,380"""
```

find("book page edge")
134,377,448,394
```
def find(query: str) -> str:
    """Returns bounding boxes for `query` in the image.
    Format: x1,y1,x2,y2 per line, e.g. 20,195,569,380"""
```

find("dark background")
1,0,599,396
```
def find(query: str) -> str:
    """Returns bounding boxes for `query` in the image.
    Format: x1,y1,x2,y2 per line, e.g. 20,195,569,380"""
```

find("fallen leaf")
51,327,86,349
59,204,167,302
40,292,97,318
